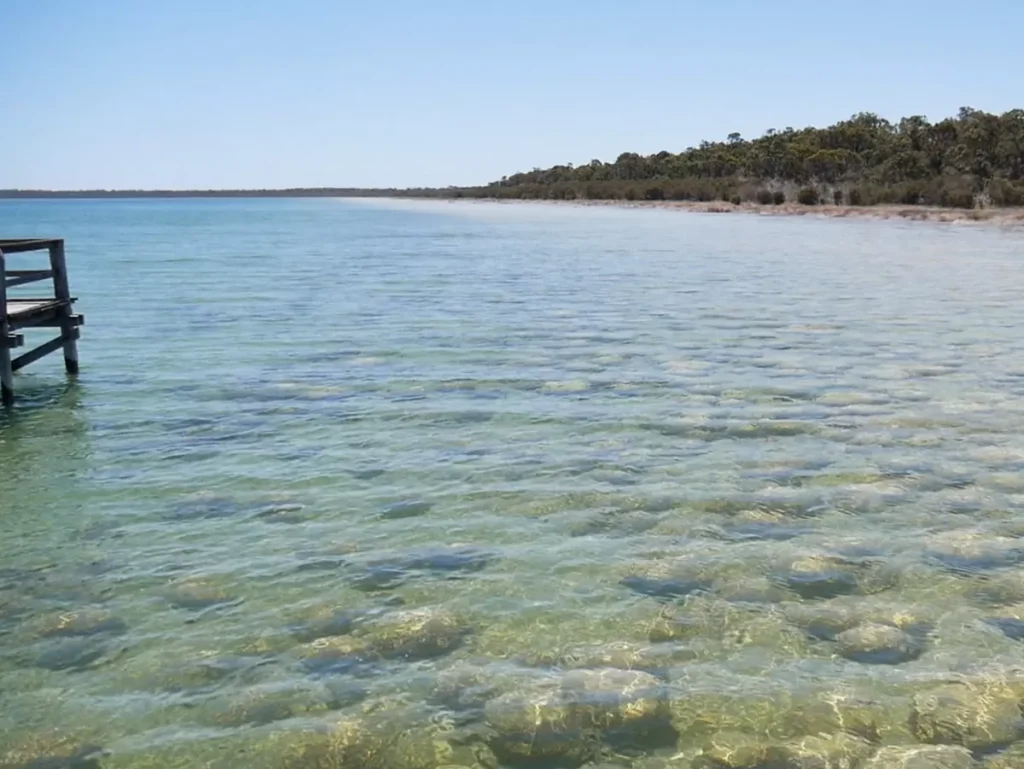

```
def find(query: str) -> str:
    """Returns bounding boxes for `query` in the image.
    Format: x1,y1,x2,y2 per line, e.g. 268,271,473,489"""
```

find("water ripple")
2,199,1024,766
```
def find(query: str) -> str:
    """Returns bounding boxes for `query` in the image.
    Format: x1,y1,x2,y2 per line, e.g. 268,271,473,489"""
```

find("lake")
2,198,1024,768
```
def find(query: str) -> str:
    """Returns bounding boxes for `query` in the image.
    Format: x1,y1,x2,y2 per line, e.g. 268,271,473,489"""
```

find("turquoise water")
3,199,1024,767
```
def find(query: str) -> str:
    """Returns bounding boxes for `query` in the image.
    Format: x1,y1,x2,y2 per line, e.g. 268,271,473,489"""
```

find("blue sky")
2,0,1023,190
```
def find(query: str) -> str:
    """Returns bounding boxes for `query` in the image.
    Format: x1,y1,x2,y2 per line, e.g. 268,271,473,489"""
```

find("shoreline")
5,193,1024,227
431,197,1024,227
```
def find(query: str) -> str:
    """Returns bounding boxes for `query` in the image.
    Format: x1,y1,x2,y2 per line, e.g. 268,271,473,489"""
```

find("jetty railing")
0,238,83,406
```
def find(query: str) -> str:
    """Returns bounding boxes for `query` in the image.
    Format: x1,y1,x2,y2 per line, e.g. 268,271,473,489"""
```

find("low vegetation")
441,107,1024,209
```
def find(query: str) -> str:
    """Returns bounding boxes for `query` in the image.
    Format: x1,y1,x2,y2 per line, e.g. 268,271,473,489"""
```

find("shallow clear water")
3,199,1024,767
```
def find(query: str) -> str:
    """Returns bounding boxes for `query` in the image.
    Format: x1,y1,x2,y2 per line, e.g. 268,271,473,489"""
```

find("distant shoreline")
428,197,1024,227
3,191,1024,227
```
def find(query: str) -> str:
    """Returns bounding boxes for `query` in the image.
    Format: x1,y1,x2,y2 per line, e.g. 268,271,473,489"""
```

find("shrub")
860,184,895,205
772,191,785,205
694,185,715,202
899,185,923,205
942,189,975,209
756,189,774,205
988,179,1024,207
797,187,819,205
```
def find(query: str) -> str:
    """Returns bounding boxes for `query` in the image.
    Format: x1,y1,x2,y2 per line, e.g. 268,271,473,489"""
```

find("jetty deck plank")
6,299,68,321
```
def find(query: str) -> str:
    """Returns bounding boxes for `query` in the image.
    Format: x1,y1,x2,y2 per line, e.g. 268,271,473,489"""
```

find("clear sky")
2,0,1023,190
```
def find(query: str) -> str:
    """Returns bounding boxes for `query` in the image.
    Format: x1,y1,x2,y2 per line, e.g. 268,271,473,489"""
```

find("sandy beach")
445,197,1024,227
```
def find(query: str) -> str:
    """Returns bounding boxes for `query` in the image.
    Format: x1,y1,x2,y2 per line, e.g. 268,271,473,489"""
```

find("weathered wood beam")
11,334,69,372
0,350,10,406
5,269,54,288
48,240,79,375
0,248,12,406
0,239,60,253
20,313,84,329
6,296,75,302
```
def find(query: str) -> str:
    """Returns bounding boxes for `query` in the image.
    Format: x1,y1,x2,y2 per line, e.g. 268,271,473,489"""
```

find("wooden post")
48,239,79,375
0,248,13,406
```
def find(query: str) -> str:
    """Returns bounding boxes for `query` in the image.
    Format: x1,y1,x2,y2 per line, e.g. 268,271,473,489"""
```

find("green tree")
435,107,1024,210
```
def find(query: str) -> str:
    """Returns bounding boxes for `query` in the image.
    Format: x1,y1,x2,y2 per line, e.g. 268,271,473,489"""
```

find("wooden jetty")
0,239,83,406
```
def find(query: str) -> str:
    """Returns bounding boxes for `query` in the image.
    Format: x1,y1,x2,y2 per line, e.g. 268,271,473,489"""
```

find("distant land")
4,108,1023,210
0,188,412,199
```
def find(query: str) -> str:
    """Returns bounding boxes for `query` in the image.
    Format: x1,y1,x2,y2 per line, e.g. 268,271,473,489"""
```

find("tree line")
445,108,1024,208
